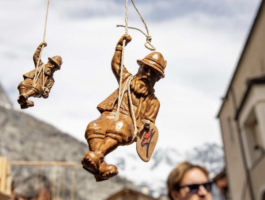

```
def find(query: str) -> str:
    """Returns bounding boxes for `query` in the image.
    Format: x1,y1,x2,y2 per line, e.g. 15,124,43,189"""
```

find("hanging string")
127,76,138,141
115,0,129,121
115,75,138,141
43,0,50,42
131,0,149,36
33,0,51,92
117,0,156,51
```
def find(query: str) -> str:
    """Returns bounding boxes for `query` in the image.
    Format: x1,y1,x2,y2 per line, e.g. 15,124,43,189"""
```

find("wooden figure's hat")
137,52,167,78
48,56,63,70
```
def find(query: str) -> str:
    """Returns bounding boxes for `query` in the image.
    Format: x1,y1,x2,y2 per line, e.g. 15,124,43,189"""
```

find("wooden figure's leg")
18,86,29,105
18,79,38,104
18,89,37,105
95,138,120,180
84,112,115,147
18,86,28,96
23,89,38,99
95,114,134,180
82,112,116,175
97,137,119,156
88,138,103,152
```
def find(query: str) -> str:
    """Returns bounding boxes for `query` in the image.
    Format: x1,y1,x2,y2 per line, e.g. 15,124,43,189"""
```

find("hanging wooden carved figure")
17,0,62,109
82,0,167,181
81,34,167,181
17,42,62,109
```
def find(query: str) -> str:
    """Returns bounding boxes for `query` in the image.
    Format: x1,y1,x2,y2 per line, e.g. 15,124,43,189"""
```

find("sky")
0,0,262,155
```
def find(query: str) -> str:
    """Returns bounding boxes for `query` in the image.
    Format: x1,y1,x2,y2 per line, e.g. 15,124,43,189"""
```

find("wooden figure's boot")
18,89,36,105
17,93,28,105
98,161,118,180
20,101,34,109
81,151,104,174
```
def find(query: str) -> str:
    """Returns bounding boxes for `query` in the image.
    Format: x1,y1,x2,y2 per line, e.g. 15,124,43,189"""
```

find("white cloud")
50,0,261,23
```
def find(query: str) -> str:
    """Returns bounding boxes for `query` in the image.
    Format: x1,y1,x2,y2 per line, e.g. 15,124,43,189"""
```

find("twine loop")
145,35,156,51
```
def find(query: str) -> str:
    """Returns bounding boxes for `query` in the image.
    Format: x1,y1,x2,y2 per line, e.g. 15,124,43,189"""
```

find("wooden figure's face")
46,62,58,75
129,64,160,97
137,64,160,87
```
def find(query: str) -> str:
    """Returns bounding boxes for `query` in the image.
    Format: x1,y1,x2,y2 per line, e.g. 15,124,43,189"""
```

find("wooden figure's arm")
144,97,160,124
33,42,47,68
111,34,132,83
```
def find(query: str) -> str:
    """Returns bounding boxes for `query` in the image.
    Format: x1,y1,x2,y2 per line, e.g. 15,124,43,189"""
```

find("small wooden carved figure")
82,34,167,181
17,42,62,109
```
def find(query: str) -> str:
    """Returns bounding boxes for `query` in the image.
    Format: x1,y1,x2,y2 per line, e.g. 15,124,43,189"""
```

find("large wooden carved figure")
17,42,62,109
82,34,167,181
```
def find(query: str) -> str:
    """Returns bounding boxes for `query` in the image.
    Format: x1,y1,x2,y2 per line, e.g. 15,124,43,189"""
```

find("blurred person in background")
167,162,212,200
11,174,51,200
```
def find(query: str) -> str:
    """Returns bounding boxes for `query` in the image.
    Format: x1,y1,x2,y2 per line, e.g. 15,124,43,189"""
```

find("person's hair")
167,162,209,200
15,174,51,199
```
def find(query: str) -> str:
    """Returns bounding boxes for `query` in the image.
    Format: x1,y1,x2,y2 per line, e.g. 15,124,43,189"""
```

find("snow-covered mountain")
106,143,224,198
186,143,225,176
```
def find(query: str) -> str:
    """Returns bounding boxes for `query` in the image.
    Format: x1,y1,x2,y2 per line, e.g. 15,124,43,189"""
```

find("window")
243,110,263,168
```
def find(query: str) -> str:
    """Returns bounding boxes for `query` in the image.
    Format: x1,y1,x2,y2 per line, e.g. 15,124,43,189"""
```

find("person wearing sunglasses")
167,162,212,200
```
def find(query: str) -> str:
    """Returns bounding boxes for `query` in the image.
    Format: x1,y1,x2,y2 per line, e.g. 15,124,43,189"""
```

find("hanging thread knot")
145,35,156,51
146,35,152,42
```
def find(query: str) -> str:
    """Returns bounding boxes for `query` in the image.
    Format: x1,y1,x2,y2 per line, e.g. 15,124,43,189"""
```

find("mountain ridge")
0,104,134,200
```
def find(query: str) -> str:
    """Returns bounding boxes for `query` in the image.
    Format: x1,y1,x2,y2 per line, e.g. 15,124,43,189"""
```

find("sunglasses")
175,181,213,194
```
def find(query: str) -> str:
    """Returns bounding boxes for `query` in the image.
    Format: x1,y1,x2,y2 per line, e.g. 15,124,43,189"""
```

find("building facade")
218,1,265,200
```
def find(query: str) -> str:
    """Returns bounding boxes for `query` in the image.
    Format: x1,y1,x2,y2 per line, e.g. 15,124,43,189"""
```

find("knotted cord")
33,0,51,92
117,0,156,51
